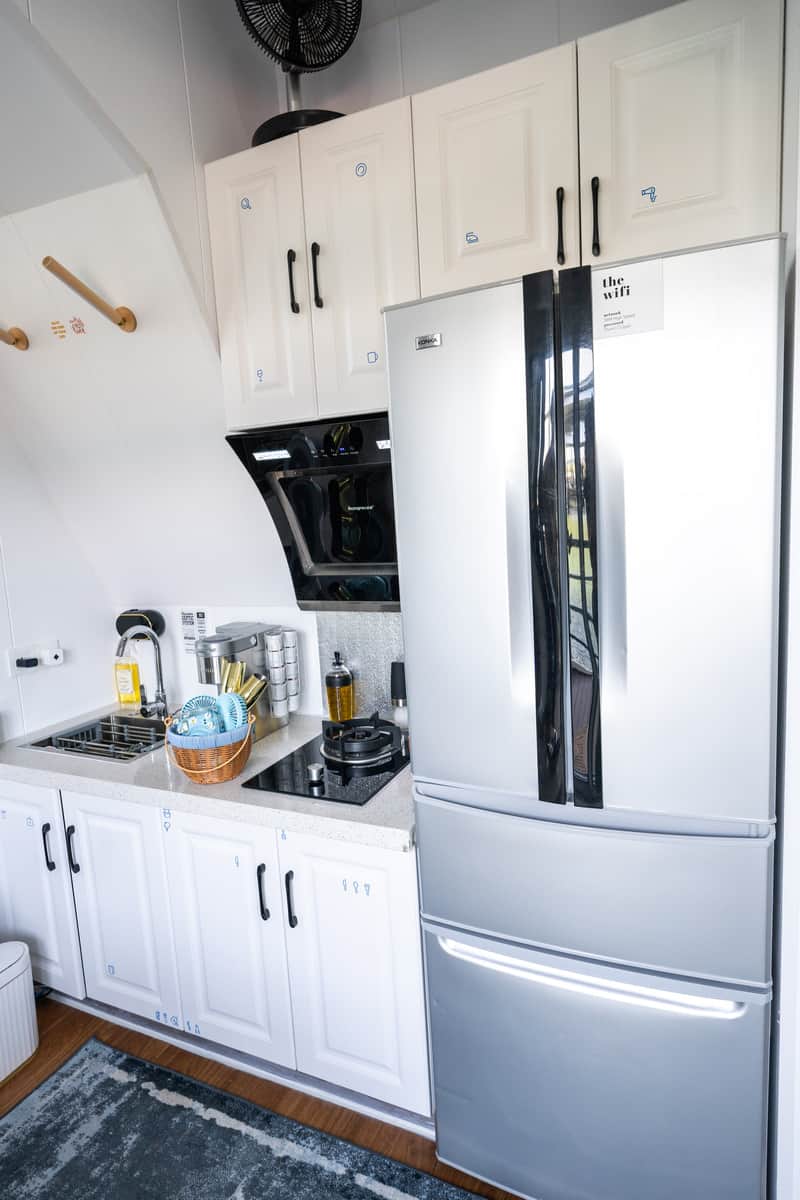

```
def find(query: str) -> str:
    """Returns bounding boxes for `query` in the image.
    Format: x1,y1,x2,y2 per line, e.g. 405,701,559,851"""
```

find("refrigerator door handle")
505,483,536,712
599,437,628,689
523,271,567,805
557,267,603,807
437,936,748,1020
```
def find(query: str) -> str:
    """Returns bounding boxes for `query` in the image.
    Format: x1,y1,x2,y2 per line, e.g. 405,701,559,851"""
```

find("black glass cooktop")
242,733,409,805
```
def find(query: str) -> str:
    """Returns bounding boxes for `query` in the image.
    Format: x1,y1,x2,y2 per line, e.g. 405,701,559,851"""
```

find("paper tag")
181,609,207,655
592,259,664,339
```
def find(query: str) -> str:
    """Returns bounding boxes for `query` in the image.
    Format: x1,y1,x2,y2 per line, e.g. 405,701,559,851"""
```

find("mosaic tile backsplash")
316,612,404,719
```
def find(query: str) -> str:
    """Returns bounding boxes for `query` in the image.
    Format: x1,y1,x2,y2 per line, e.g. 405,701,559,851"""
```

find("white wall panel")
280,0,682,110
399,0,559,94
559,0,680,41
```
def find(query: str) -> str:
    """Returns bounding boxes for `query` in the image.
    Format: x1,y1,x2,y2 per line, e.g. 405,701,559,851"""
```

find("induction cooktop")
242,719,409,806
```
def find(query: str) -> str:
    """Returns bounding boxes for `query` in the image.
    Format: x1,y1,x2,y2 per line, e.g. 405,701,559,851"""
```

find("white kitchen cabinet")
577,0,782,265
164,811,295,1066
412,44,579,297
60,792,181,1027
0,781,84,998
299,98,420,417
206,137,317,430
279,831,430,1116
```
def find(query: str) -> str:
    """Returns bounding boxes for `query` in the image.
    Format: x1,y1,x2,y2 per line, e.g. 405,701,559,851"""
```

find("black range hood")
227,414,400,611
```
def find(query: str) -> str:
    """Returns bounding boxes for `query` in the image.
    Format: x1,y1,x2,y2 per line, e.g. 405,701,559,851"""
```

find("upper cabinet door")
206,138,317,430
578,0,782,265
299,99,420,417
412,45,579,297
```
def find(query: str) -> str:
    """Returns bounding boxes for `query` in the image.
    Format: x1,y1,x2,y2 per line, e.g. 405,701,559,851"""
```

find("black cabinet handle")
256,863,270,921
287,249,300,314
66,824,80,873
311,242,323,308
284,869,298,927
556,186,565,266
591,176,601,257
41,822,56,872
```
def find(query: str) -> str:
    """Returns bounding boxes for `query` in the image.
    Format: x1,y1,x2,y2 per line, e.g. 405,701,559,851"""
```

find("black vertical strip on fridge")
523,271,566,805
558,267,602,807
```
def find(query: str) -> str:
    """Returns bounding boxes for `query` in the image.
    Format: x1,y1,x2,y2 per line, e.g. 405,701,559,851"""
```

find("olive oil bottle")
326,651,354,721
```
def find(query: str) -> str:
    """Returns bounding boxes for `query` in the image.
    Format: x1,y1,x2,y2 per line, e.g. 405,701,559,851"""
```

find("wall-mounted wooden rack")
42,256,137,333
0,325,29,351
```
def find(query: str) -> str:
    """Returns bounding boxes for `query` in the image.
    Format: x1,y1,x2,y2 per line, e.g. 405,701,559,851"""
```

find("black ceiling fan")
235,0,363,145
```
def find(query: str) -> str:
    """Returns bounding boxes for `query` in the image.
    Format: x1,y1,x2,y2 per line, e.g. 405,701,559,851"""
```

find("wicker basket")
165,712,255,785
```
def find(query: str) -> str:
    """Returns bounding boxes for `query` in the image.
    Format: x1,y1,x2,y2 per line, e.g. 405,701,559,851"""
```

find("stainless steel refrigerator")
384,237,783,1200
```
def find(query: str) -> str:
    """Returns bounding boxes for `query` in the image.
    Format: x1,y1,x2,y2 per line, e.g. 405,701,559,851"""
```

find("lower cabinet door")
279,831,430,1115
424,921,770,1200
165,812,295,1067
60,791,181,1027
0,781,84,997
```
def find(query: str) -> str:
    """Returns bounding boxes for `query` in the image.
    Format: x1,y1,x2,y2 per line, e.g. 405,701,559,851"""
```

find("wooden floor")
0,998,517,1200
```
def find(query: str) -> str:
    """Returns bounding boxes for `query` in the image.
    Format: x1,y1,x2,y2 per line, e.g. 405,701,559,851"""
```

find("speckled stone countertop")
0,708,415,852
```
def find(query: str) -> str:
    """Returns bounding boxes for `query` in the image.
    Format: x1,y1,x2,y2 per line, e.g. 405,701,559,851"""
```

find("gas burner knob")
307,762,325,784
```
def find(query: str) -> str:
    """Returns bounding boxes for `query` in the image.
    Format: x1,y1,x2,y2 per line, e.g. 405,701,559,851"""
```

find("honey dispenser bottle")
326,651,354,721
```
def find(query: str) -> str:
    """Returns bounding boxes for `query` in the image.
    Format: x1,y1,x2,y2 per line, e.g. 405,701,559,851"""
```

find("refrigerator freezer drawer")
417,795,773,985
424,922,769,1200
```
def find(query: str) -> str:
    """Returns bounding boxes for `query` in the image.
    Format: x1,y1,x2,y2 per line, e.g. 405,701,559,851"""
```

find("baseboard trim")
49,991,435,1141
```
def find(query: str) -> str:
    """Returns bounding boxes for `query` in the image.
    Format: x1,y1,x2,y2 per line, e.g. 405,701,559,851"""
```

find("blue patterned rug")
0,1039,472,1199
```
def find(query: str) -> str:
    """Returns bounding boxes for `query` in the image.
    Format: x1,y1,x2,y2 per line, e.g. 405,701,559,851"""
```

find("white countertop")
0,708,415,852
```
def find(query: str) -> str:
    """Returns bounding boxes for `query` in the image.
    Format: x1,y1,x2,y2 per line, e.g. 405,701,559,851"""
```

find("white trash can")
0,942,39,1082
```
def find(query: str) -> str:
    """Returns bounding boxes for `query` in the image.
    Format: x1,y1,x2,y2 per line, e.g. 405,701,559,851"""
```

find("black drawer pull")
556,186,565,265
42,822,56,872
285,869,298,927
287,249,300,314
311,241,323,308
256,862,270,921
66,824,80,873
591,176,601,257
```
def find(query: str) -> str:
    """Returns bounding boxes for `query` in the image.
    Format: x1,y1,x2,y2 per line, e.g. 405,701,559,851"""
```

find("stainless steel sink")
27,711,166,762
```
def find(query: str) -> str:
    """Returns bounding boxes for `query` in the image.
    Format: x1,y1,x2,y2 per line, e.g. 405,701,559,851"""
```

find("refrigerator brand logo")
415,333,442,350
602,274,631,300
346,505,375,512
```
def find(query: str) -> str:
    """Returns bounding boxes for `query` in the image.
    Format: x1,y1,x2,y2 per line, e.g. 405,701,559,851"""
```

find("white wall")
0,174,298,605
7,0,278,319
293,0,682,114
0,422,114,738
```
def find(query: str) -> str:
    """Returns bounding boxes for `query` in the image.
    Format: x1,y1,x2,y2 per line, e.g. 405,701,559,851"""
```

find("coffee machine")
194,621,293,741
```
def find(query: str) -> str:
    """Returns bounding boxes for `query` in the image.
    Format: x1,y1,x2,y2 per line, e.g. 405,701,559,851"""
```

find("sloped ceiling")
0,9,296,612
0,3,143,217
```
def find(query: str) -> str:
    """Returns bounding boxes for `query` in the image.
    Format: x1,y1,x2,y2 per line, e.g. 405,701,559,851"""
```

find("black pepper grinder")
390,660,409,757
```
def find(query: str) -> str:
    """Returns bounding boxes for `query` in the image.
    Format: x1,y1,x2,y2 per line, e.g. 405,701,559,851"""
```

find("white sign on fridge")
592,259,664,339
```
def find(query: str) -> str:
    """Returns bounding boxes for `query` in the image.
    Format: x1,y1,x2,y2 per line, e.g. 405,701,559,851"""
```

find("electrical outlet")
7,642,65,675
